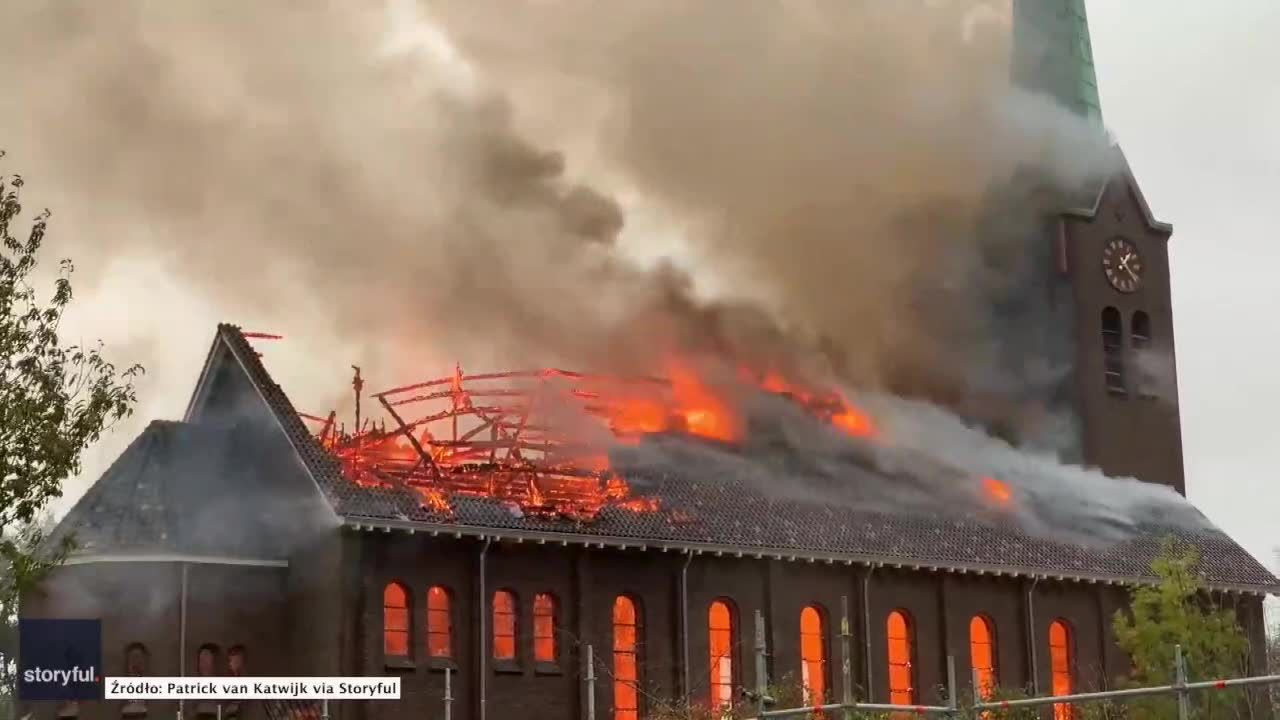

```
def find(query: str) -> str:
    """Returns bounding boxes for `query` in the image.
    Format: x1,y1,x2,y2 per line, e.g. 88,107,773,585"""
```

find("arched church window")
533,592,559,664
196,645,219,677
225,647,245,718
1101,307,1125,396
800,605,828,707
194,646,220,718
1049,620,1075,720
383,582,411,659
122,644,149,717
887,610,916,707
709,599,737,709
612,595,643,720
493,589,518,661
968,616,997,700
426,586,453,659
125,643,149,676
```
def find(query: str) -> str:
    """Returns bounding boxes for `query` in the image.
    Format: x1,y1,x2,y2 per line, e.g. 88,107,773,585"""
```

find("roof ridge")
211,323,344,516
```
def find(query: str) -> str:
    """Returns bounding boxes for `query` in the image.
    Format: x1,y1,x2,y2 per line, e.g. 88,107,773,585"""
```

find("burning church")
16,2,1280,720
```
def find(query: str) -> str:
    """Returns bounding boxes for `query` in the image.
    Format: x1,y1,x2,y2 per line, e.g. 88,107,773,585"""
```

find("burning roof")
296,357,879,524
48,324,1270,594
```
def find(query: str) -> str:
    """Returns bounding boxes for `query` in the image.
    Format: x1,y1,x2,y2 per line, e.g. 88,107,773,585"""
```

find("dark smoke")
0,1,1131,520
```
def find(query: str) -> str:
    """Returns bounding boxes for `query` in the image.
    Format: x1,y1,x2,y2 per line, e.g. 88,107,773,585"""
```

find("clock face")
1102,237,1143,293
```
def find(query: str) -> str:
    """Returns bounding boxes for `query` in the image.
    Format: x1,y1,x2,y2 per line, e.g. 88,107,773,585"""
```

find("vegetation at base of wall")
641,674,818,720
1111,539,1252,719
0,152,143,719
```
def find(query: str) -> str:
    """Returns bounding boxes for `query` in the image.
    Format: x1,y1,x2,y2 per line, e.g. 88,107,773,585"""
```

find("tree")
0,152,142,712
1267,607,1278,714
1111,539,1253,719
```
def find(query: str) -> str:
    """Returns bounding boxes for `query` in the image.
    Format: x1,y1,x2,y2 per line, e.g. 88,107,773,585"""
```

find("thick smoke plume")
0,1,1140,534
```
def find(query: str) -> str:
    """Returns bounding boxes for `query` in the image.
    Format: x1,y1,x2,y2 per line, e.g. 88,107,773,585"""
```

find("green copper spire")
1011,0,1103,126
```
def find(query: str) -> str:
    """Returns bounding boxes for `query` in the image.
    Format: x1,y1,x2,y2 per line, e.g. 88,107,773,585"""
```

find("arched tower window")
612,596,643,720
493,590,518,661
887,610,915,706
426,586,453,658
709,599,737,709
1131,311,1155,399
1102,307,1126,396
1131,311,1151,347
533,592,558,663
1049,620,1074,720
968,616,997,699
800,606,828,706
382,582,411,659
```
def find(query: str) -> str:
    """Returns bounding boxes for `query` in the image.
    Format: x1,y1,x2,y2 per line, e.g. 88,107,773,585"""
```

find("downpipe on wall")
1026,577,1041,695
477,537,492,720
680,552,694,697
861,565,876,698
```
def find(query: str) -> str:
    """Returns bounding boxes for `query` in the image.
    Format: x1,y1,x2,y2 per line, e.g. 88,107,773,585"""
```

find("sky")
1086,2,1279,601
5,1,1276,616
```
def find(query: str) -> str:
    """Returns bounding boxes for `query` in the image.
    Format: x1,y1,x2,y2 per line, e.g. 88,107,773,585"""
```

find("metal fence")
261,698,328,720
738,603,1280,720
397,597,1277,720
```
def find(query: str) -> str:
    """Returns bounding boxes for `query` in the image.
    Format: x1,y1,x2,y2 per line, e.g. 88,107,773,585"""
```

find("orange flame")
607,395,671,439
751,368,878,440
831,396,876,439
667,360,740,442
304,356,886,523
982,476,1012,505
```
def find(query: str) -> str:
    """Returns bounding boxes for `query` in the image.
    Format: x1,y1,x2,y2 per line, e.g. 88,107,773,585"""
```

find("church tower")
1013,0,1186,494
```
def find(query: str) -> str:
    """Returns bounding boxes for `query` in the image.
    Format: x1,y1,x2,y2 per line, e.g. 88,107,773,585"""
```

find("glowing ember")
749,368,878,440
606,394,670,438
667,361,739,442
304,366,670,521
982,476,1012,505
304,359,883,522
830,395,877,438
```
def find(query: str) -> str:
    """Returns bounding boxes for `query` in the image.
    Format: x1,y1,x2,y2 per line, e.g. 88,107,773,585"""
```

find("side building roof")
46,420,290,564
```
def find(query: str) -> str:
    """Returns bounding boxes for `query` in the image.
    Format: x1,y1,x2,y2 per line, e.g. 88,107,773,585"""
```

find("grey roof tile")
49,419,288,560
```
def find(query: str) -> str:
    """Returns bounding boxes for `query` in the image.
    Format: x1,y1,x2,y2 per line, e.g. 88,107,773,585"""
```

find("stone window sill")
384,656,416,671
493,659,523,675
427,657,458,673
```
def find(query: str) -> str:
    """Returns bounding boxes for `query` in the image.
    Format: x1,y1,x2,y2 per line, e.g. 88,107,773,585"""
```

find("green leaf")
0,154,142,709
